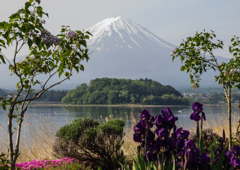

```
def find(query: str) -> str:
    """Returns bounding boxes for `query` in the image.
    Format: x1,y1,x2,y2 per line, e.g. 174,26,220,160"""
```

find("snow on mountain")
86,16,175,52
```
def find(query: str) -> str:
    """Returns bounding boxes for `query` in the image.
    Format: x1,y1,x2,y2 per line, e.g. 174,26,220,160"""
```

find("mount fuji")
86,16,174,52
0,16,230,89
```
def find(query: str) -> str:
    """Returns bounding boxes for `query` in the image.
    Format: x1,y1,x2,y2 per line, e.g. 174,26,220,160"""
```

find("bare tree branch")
16,39,26,54
16,66,73,104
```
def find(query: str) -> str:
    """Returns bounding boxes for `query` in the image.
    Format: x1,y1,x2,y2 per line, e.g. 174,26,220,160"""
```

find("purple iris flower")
139,109,151,121
144,150,158,162
214,148,231,167
161,107,173,117
166,138,176,151
199,153,210,163
141,130,156,148
133,121,145,134
139,109,154,128
190,111,206,121
154,114,163,126
192,102,203,112
143,142,159,162
175,127,190,139
231,145,240,155
176,139,185,152
146,129,155,141
198,153,210,170
154,108,178,131
186,147,200,169
184,140,196,149
133,133,142,142
190,102,206,121
230,155,240,168
140,119,154,129
156,127,169,139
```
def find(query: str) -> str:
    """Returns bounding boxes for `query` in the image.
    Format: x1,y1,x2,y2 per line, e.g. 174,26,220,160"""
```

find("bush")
52,117,125,170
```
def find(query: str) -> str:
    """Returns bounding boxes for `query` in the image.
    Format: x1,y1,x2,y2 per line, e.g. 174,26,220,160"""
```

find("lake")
0,104,240,134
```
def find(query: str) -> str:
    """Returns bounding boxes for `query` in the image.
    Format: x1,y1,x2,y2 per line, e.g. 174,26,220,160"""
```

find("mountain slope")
0,16,231,89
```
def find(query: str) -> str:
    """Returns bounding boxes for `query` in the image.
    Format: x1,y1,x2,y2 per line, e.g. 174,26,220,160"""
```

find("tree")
172,30,240,149
0,0,91,169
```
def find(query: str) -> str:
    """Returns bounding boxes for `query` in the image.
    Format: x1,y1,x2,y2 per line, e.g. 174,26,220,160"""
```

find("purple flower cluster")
40,29,61,46
133,102,240,169
133,108,210,169
40,19,46,24
66,30,78,38
28,30,35,36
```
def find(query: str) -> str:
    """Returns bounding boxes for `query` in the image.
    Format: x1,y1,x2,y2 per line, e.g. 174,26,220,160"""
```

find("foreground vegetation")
0,103,240,169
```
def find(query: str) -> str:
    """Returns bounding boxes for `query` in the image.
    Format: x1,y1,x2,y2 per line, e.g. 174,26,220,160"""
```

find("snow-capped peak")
86,16,175,52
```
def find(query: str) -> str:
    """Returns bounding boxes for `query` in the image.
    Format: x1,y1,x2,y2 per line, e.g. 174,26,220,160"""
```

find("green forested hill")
62,78,189,105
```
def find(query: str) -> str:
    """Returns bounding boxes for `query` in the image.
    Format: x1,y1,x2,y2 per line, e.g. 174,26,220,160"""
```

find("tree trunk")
12,115,24,167
7,106,15,170
228,86,232,150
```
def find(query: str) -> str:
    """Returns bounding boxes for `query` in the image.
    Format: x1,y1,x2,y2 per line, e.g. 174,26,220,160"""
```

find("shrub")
52,117,125,170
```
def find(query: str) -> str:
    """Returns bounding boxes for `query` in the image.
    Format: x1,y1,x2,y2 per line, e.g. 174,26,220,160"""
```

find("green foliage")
0,0,92,109
62,78,189,105
0,0,92,167
53,118,126,169
171,30,240,90
56,117,99,142
171,29,240,148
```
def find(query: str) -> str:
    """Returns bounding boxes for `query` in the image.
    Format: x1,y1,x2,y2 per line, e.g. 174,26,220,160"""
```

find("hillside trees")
62,78,189,105
0,0,91,168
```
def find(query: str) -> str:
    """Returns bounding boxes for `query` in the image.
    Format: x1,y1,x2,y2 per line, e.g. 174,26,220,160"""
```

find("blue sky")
0,0,240,59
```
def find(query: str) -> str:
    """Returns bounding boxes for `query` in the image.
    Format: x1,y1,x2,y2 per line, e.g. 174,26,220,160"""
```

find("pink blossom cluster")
0,157,77,170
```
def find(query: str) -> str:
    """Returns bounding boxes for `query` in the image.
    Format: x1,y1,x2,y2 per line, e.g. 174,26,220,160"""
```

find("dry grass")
0,113,60,163
0,108,240,164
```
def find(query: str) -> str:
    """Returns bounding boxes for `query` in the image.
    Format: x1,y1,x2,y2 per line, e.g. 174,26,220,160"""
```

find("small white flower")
230,69,238,74
192,83,196,89
57,46,62,51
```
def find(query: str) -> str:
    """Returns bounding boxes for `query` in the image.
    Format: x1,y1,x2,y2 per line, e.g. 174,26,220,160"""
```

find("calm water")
0,104,240,133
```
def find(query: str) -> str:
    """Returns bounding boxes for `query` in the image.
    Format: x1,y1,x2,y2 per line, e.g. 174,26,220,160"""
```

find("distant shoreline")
27,102,223,107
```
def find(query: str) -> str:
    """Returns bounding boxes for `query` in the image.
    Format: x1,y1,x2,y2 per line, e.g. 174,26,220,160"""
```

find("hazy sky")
0,0,240,59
